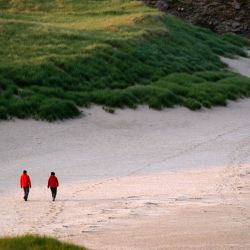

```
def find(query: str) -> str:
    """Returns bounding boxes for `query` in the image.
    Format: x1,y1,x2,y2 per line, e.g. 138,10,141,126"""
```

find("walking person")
20,170,31,201
48,172,59,201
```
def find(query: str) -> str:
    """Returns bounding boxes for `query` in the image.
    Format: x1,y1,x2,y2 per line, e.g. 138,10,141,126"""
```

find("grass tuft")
103,106,115,114
0,235,86,250
0,106,8,120
38,98,81,121
183,98,202,110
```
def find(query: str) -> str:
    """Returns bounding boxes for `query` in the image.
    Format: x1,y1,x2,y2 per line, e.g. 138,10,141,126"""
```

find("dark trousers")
23,187,29,201
50,187,57,199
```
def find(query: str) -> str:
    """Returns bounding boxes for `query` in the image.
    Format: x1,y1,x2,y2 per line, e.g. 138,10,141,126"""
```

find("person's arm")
57,177,59,187
20,176,22,188
48,177,51,188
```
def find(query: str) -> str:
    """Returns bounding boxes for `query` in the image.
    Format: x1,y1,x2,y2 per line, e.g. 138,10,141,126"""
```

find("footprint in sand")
144,202,159,206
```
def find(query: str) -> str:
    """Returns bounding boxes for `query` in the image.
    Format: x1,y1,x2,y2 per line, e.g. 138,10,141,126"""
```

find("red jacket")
20,174,31,188
48,176,59,188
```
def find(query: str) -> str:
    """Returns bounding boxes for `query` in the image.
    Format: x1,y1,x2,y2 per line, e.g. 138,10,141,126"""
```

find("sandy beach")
0,55,250,249
1,163,250,249
1,98,250,249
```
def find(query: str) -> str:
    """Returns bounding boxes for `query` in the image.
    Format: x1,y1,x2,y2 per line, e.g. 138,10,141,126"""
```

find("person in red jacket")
20,170,31,201
48,172,59,201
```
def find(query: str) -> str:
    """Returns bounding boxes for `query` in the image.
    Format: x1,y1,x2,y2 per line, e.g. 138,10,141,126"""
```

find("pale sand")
0,56,250,249
1,99,250,249
221,50,250,77
0,165,250,249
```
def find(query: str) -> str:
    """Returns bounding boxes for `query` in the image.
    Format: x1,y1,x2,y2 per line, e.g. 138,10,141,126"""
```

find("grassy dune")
0,235,86,250
0,0,250,121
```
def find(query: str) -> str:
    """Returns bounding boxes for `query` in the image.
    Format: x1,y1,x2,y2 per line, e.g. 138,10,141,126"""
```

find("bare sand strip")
221,50,250,77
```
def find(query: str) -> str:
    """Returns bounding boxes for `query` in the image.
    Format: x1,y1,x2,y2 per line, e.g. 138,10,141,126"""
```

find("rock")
231,21,241,29
233,1,241,10
235,16,243,22
150,0,250,38
177,7,184,12
156,0,169,11
243,24,248,31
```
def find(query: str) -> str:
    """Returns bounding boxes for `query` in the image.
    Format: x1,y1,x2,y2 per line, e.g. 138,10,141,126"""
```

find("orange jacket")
20,174,31,188
48,176,59,188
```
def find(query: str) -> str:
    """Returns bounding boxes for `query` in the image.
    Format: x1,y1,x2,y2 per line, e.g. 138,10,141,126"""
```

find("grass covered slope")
0,235,86,250
0,0,250,120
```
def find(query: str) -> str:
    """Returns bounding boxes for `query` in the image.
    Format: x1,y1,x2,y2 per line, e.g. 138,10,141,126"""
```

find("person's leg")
24,187,29,201
26,187,29,200
23,188,26,200
51,188,56,201
54,187,57,199
50,188,53,199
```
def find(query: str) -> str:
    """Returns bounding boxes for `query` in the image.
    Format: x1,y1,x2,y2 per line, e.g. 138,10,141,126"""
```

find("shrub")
38,98,80,121
2,89,14,99
201,100,212,108
65,92,90,107
183,98,202,110
148,97,162,110
8,96,41,119
210,93,227,106
0,235,86,250
194,71,234,82
103,106,115,114
0,106,8,120
0,76,15,90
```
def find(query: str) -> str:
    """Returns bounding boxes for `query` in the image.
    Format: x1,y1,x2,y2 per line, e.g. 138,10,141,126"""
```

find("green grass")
0,0,250,121
0,235,86,250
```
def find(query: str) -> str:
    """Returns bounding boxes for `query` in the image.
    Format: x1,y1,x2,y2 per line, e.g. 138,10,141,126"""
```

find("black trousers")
50,187,57,199
23,187,29,201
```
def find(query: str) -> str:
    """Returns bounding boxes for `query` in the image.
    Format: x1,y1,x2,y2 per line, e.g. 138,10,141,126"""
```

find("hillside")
0,0,250,121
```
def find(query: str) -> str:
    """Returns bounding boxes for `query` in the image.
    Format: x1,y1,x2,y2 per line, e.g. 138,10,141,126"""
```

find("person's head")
51,172,55,176
23,170,27,174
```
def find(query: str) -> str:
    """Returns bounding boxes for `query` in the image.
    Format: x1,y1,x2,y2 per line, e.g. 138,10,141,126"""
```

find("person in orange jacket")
48,172,59,201
20,170,31,201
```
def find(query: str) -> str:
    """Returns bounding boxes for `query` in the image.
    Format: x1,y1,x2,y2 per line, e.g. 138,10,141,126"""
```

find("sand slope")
1,99,250,194
1,98,250,249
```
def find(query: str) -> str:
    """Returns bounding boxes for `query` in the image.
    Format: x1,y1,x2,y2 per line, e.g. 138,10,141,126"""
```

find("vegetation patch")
0,0,249,121
38,98,81,121
0,235,86,250
103,106,116,114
